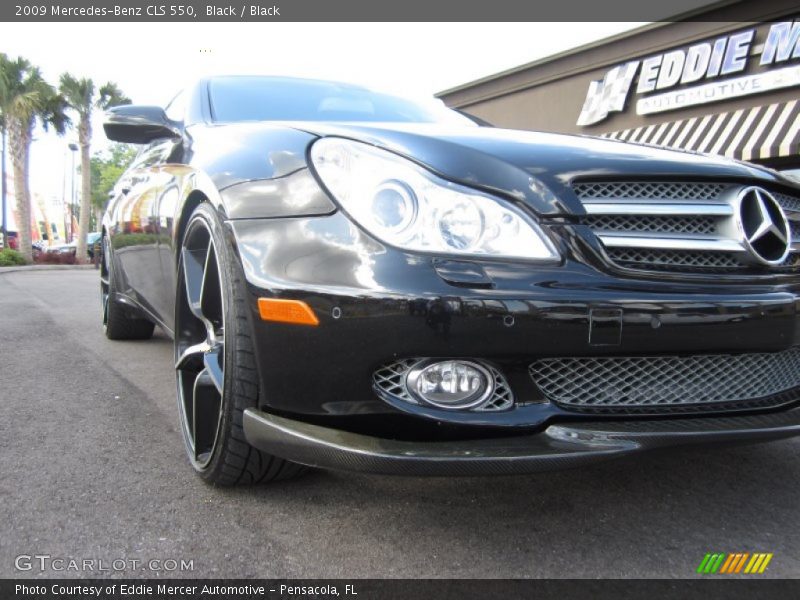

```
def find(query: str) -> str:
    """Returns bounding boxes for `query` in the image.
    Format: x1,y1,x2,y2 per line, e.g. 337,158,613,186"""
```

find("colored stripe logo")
697,553,773,574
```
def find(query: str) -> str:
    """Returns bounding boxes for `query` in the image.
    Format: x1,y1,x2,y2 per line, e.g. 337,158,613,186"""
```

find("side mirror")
103,105,181,144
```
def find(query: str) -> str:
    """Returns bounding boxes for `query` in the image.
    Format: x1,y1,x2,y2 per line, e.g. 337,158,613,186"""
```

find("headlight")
309,138,559,261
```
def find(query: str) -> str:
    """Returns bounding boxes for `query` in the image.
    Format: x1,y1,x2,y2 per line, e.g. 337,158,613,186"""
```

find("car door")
153,173,186,330
108,140,174,323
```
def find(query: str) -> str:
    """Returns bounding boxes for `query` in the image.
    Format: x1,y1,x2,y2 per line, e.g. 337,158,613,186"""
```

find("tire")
101,237,156,341
174,203,307,486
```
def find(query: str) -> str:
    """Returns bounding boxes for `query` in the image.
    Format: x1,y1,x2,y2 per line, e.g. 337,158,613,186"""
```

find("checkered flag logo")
577,61,640,126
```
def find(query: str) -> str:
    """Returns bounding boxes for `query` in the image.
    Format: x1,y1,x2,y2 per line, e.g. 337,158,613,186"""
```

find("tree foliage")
60,73,130,262
0,54,69,261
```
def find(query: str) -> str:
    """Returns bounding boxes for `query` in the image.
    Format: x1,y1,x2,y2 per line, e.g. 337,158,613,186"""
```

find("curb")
0,264,98,275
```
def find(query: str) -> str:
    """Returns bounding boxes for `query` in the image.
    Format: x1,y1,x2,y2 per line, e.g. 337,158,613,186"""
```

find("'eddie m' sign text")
577,19,800,126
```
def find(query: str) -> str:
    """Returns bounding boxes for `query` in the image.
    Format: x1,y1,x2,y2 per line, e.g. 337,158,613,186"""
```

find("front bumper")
228,214,800,432
243,406,800,476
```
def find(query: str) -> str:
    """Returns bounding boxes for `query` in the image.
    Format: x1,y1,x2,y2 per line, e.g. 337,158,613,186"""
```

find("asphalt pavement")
1,269,798,578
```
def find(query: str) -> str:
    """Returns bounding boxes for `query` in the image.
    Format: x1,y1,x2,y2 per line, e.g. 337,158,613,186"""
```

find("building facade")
437,0,800,178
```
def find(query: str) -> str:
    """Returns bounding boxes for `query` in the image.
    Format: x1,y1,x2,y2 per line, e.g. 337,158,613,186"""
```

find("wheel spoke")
175,341,210,370
203,343,225,393
192,368,222,462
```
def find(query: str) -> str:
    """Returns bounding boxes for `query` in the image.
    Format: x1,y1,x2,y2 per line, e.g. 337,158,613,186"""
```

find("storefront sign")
577,19,800,126
637,64,800,115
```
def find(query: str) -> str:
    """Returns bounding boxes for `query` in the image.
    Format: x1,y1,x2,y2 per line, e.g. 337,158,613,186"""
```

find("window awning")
600,100,800,162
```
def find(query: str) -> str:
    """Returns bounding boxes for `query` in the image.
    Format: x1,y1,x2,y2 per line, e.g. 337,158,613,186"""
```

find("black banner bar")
0,0,793,23
2,579,799,600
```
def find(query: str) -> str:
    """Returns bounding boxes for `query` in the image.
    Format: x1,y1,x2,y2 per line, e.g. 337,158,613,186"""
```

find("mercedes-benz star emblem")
736,187,791,266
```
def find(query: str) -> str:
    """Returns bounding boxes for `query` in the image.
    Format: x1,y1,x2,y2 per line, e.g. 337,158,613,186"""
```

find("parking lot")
1,268,799,578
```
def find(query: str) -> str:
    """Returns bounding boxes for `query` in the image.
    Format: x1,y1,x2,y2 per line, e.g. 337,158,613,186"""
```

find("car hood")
290,122,796,216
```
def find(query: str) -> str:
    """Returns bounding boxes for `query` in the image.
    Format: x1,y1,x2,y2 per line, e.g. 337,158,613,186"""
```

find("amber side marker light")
257,298,320,326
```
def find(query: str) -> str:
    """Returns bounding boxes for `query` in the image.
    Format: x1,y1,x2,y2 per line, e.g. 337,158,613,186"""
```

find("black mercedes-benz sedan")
101,75,800,485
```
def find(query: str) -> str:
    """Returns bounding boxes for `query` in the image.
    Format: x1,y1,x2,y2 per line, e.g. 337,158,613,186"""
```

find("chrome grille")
584,215,716,235
574,181,726,201
373,358,417,403
775,193,800,213
575,181,800,273
530,347,800,411
606,248,743,270
373,359,514,412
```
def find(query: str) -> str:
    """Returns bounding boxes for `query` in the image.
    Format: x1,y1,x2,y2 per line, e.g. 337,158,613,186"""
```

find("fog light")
406,360,493,409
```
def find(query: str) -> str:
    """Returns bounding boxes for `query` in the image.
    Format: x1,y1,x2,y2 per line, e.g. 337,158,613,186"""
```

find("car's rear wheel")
101,236,155,340
174,203,307,485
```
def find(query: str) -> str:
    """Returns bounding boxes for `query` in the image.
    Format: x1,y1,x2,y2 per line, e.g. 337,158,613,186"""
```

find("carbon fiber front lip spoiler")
242,408,800,476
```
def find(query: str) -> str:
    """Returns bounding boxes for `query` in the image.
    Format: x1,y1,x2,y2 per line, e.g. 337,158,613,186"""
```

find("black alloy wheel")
174,203,306,485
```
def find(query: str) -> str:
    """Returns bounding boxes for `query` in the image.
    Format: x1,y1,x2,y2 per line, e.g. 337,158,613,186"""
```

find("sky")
0,21,645,209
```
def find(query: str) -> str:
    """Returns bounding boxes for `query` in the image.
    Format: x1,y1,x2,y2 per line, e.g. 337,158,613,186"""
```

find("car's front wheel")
174,203,307,485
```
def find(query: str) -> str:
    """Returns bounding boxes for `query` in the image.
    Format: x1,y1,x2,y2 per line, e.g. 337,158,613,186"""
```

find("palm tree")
0,54,68,262
60,74,130,262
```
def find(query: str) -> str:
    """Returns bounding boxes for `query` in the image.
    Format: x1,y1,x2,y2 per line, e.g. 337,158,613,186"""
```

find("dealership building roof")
437,0,800,170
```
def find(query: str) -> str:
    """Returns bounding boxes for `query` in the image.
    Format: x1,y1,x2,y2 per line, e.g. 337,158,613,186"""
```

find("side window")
128,146,153,171
165,90,187,123
127,145,156,171
128,140,174,171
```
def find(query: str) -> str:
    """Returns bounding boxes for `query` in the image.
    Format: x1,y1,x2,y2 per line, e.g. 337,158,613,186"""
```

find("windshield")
208,76,476,126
